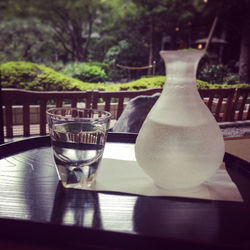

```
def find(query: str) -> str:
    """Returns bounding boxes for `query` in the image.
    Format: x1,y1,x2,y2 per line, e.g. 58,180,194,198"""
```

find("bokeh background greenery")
1,0,250,90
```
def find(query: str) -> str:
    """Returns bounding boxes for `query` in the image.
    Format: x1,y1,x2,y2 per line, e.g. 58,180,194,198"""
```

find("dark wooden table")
0,133,250,250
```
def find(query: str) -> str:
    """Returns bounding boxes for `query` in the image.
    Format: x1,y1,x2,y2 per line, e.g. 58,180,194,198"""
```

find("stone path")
221,126,250,138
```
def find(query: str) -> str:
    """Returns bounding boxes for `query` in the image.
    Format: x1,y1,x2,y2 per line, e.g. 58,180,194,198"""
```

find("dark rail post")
0,79,4,144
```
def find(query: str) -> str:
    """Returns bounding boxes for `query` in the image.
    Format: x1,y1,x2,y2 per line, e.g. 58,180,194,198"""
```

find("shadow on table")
50,182,102,229
224,152,250,204
132,153,250,249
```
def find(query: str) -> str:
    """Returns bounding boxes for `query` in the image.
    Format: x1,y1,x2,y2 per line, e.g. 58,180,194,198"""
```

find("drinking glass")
47,107,111,189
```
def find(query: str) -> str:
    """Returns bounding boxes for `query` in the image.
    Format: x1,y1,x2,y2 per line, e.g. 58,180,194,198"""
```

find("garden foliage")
60,62,108,83
198,64,229,84
0,61,82,90
0,61,249,92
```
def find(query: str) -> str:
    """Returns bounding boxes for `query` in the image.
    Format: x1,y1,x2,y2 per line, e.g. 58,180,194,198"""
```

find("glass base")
57,164,97,189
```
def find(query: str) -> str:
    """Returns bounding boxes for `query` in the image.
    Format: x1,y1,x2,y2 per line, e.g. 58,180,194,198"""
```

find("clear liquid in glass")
50,122,106,188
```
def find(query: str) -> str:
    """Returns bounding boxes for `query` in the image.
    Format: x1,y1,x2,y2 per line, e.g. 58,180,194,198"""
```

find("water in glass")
47,108,110,189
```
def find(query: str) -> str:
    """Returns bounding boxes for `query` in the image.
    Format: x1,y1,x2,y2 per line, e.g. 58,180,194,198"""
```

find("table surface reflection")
0,133,250,250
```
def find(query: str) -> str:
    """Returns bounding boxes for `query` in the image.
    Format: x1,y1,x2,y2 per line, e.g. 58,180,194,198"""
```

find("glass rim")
46,107,111,121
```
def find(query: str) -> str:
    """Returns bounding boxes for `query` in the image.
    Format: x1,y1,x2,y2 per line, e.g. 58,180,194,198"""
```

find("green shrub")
223,74,240,85
60,62,108,83
196,80,211,89
114,76,166,91
1,61,249,92
70,75,166,91
0,61,83,90
104,40,149,81
104,40,129,66
197,64,229,84
45,61,65,72
86,61,110,74
205,83,250,89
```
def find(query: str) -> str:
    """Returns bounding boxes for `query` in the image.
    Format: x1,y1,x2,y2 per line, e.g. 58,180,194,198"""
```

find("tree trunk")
238,15,250,83
147,16,154,75
71,21,85,62
83,13,94,62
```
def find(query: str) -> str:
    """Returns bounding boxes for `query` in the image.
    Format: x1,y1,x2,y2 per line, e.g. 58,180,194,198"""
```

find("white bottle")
135,50,225,189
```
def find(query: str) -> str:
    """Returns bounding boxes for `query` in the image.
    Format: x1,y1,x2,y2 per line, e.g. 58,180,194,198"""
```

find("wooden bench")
1,87,250,140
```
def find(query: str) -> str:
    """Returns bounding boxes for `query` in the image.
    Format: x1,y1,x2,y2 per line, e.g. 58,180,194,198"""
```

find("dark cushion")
112,93,160,133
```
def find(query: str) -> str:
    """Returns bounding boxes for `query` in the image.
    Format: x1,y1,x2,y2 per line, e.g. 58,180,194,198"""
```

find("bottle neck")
160,50,204,88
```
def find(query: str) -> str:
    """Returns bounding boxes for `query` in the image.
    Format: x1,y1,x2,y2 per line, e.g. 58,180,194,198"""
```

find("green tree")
42,0,105,62
221,0,250,83
114,0,203,72
194,0,250,83
0,0,106,62
0,18,62,63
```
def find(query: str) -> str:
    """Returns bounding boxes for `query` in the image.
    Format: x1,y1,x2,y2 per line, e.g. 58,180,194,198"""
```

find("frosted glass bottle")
135,50,225,189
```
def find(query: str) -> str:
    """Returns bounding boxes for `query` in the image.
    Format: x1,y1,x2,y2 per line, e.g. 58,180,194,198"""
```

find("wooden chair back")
198,88,235,122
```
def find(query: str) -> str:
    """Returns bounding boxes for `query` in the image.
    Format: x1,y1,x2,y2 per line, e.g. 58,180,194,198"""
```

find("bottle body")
135,50,225,189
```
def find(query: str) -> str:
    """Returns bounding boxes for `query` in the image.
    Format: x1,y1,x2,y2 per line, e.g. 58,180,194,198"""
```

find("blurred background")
0,0,250,87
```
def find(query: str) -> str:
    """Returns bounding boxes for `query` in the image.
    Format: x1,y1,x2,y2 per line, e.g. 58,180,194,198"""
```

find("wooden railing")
2,89,92,138
199,88,250,122
92,88,163,119
1,87,250,139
